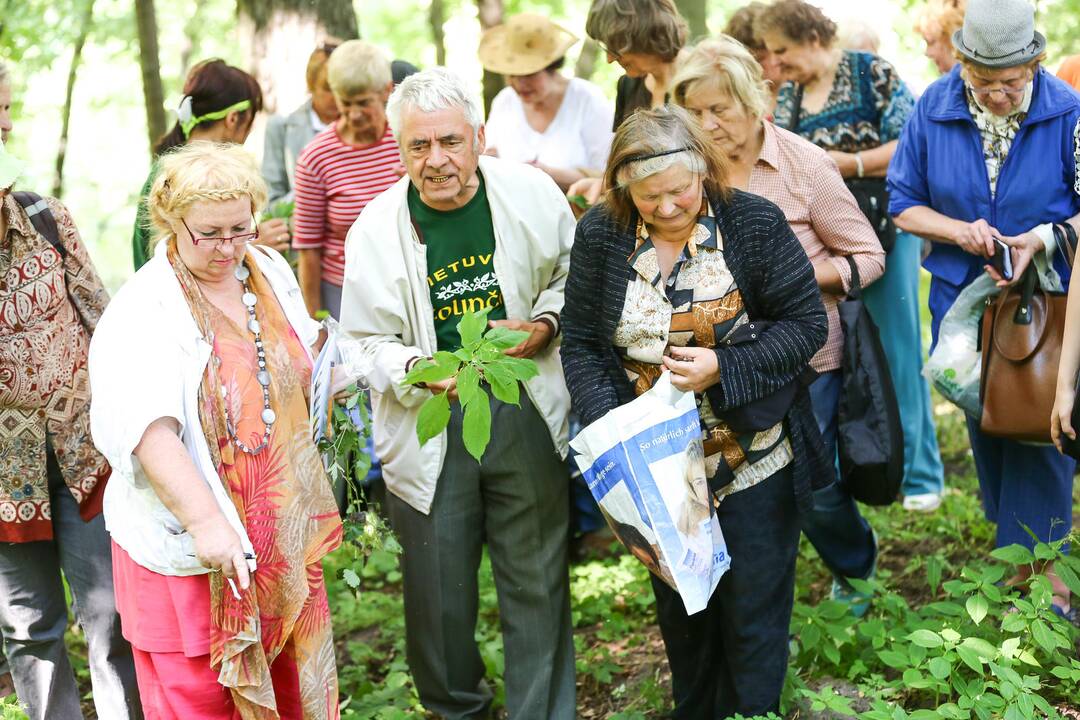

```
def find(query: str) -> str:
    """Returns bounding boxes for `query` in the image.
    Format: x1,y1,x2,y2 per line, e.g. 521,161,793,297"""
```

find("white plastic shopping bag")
922,274,998,417
571,373,730,614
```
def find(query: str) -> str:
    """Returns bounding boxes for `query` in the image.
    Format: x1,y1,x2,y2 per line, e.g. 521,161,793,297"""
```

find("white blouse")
485,77,614,173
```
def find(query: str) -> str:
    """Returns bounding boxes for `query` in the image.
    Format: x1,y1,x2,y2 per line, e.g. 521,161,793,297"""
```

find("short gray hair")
386,67,484,143
326,40,392,97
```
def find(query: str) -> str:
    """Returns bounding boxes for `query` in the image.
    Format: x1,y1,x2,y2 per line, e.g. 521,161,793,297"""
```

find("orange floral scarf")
169,244,342,719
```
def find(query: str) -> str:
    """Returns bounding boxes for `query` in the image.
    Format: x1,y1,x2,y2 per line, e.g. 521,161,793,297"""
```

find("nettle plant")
402,308,539,462
786,534,1080,720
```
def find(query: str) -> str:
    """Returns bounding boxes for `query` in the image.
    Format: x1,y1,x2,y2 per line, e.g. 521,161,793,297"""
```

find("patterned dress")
773,50,915,151
0,193,110,542
614,206,793,499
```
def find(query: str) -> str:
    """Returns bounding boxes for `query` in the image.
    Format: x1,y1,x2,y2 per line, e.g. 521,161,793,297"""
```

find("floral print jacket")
0,192,111,542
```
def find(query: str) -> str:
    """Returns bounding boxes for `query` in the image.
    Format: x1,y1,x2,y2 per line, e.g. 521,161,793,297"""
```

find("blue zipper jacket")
887,65,1080,291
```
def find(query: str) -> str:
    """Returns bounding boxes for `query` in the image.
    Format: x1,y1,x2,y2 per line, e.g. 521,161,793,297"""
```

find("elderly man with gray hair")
339,67,576,719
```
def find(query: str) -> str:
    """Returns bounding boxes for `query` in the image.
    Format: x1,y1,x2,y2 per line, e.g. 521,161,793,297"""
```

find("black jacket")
561,189,830,512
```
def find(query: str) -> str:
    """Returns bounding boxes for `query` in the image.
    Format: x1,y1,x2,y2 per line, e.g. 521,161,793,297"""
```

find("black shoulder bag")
12,192,65,259
786,85,897,253
836,257,904,505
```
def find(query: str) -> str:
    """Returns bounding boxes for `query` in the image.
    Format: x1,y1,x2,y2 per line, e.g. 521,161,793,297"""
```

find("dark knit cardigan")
561,189,831,513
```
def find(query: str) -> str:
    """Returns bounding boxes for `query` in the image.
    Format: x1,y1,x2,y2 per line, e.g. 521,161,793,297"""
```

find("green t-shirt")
408,175,506,352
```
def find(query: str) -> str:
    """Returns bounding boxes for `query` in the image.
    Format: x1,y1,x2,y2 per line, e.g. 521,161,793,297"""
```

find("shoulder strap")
786,84,804,133
11,191,66,259
846,255,862,298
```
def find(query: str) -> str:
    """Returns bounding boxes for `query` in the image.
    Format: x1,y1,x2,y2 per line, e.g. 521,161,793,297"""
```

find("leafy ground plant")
402,308,538,462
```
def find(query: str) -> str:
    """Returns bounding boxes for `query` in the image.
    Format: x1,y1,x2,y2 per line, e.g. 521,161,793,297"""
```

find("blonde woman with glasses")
90,142,346,718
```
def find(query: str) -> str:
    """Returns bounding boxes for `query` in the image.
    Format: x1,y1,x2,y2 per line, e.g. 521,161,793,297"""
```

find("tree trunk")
476,0,504,115
53,0,95,197
179,0,209,74
674,0,708,41
574,38,599,80
134,0,167,153
429,0,446,66
237,0,360,118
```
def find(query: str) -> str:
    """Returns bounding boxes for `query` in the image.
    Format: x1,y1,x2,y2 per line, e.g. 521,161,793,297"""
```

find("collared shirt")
749,121,884,371
613,205,793,499
0,193,111,542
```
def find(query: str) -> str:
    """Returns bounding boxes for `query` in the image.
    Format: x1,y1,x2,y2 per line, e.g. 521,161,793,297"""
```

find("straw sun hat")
478,14,578,76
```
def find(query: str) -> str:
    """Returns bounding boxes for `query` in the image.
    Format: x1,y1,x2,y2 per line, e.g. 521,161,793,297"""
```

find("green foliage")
318,384,400,590
402,308,539,463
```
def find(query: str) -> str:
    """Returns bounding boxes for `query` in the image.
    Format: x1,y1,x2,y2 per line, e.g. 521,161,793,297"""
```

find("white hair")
386,67,484,143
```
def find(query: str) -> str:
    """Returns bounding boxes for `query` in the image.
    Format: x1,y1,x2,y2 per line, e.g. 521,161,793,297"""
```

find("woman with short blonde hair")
91,141,344,719
674,35,887,618
326,39,392,97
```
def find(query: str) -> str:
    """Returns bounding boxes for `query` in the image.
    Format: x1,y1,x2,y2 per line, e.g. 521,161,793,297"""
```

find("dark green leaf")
1054,560,1080,597
416,392,451,445
928,657,951,680
462,386,491,462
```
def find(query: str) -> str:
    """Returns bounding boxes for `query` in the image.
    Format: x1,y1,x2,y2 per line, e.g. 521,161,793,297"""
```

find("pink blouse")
749,121,885,372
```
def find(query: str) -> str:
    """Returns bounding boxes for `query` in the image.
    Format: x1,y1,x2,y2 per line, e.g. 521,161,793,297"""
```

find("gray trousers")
0,449,141,720
386,392,575,720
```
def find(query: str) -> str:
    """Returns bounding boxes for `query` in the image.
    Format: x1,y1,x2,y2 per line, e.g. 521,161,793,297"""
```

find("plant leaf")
403,351,461,385
966,594,988,625
461,386,491,462
486,365,521,406
416,392,451,445
457,364,482,408
907,629,944,648
457,306,491,349
489,355,540,382
990,544,1036,565
484,325,529,350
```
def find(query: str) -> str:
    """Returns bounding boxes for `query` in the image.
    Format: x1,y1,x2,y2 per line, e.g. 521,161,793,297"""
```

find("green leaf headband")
177,96,253,139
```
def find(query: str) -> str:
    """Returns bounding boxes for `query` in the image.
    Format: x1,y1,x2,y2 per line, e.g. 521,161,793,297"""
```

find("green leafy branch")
402,307,539,462
317,383,399,591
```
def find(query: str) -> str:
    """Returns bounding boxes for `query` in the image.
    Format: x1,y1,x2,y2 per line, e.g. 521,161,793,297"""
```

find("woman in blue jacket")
888,0,1080,618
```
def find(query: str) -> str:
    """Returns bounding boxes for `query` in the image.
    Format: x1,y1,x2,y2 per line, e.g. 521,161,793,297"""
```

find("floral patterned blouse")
773,50,915,152
613,205,793,499
0,193,111,542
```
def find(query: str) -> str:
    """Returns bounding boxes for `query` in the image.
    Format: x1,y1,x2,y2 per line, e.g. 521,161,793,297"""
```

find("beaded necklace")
218,262,275,454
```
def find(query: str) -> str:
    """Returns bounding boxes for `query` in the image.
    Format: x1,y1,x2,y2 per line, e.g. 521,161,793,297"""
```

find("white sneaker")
903,492,942,512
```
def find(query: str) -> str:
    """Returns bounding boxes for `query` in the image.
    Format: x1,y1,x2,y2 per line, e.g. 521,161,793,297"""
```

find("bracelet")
854,152,865,178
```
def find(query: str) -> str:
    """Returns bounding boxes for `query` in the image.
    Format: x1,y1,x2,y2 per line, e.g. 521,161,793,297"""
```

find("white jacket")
339,156,574,514
88,243,320,575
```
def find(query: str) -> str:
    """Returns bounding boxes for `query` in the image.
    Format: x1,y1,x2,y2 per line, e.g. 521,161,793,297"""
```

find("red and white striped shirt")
292,124,400,286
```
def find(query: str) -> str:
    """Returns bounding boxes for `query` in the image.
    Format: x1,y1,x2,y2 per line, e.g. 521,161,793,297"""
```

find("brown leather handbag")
979,269,1066,442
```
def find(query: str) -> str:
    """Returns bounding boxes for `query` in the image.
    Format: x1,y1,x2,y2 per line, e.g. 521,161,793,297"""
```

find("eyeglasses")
965,73,1029,99
182,216,259,249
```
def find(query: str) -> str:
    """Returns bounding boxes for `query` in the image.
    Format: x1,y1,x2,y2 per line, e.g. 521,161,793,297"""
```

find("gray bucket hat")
952,0,1046,68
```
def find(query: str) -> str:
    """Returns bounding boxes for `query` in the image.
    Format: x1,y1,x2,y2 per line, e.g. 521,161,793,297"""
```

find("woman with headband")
131,59,288,270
